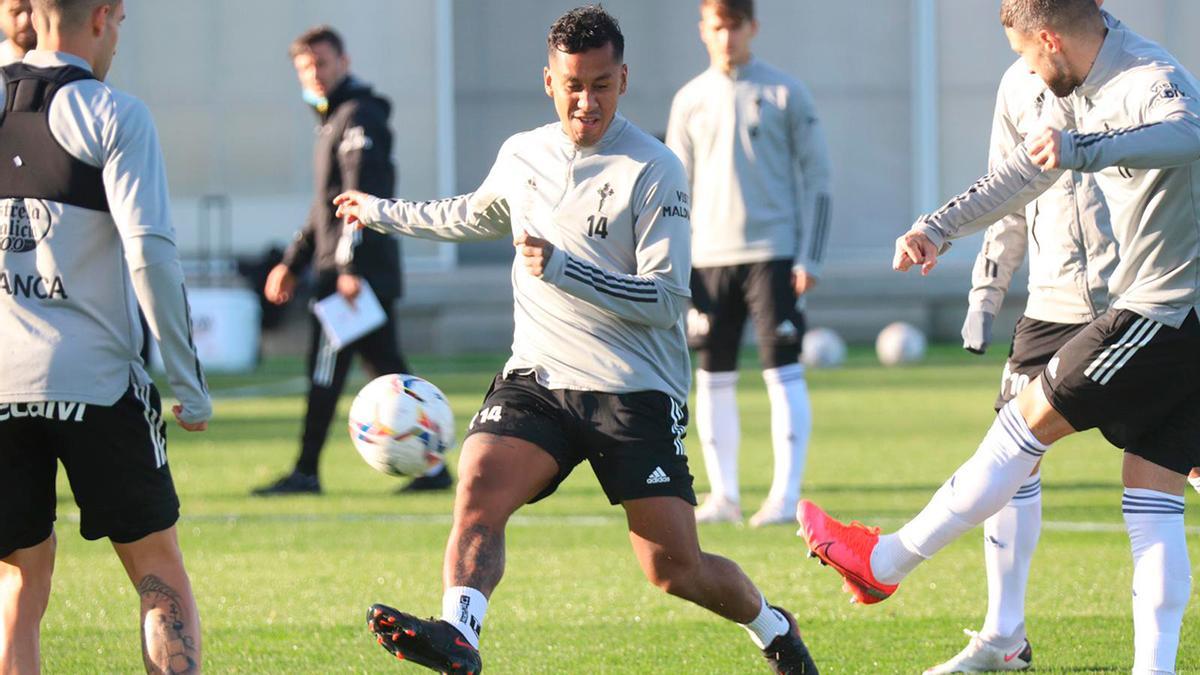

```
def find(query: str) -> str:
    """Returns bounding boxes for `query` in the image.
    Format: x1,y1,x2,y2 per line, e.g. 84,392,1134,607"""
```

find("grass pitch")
38,347,1200,673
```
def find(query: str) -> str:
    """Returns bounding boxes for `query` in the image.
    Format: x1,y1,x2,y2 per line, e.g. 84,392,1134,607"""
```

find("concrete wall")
15,0,1199,350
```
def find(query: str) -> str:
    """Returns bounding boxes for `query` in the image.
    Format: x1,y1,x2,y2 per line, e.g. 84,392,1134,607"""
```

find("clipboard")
312,279,387,351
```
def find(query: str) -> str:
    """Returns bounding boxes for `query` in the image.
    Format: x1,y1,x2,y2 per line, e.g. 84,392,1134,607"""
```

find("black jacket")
281,76,401,299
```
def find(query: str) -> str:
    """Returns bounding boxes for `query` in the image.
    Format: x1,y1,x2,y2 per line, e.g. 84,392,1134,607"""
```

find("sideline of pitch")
56,512,1200,534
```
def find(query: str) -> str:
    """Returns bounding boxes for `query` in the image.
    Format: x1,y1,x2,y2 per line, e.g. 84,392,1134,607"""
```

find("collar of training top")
713,56,758,82
22,49,93,74
1074,11,1124,100
557,112,629,157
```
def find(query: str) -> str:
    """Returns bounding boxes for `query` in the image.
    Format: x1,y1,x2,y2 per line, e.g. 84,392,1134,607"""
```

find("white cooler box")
150,287,261,373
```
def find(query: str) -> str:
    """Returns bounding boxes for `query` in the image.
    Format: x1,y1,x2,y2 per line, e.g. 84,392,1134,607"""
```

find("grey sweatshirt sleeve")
360,192,512,242
357,140,513,242
790,82,834,277
104,99,211,423
969,80,1030,315
541,159,692,330
1060,69,1200,172
125,236,211,423
914,95,1076,249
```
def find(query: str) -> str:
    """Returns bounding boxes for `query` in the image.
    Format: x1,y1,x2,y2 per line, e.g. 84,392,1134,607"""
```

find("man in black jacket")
253,25,450,495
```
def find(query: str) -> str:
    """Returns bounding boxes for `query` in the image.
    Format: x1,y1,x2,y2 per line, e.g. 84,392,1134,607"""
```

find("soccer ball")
348,374,455,477
802,327,847,368
876,321,927,366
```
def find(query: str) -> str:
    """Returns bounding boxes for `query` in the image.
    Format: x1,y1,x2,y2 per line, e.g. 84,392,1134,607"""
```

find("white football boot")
924,629,1032,673
749,499,798,527
694,495,742,524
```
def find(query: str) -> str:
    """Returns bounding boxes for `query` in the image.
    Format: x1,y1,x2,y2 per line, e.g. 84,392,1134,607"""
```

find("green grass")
38,346,1200,673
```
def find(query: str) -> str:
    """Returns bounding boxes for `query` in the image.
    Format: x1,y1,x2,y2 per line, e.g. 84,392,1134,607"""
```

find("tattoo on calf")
136,574,198,674
453,523,506,590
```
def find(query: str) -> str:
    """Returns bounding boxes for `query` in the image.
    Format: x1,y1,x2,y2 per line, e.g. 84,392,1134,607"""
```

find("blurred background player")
666,0,832,526
0,0,212,672
801,2,1200,671
929,3,1118,670
337,6,817,673
0,0,32,65
253,26,452,496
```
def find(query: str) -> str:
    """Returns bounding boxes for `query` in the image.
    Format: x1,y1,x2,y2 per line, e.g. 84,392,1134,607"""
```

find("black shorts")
689,259,804,372
463,372,696,506
994,316,1088,410
0,382,180,559
1042,309,1200,474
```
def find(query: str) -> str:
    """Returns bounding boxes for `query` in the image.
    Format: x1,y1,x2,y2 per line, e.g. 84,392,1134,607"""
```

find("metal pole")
911,0,940,218
435,0,458,270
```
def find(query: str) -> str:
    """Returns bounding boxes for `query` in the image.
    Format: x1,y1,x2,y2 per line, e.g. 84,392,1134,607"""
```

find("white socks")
762,364,811,507
695,369,740,504
441,586,488,650
741,594,790,648
871,402,1048,585
1124,488,1191,675
980,472,1042,644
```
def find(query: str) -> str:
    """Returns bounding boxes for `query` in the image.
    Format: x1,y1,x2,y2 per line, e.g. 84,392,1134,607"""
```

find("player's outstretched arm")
104,98,211,430
334,189,512,242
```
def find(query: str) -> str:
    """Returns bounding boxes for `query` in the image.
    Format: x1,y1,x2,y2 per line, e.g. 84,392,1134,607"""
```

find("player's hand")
264,263,296,305
333,190,374,227
793,269,818,296
337,273,361,307
1027,127,1064,169
893,230,940,275
172,404,208,432
514,232,555,277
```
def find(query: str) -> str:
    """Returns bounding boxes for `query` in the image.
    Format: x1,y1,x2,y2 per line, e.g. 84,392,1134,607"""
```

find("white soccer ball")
802,327,847,368
348,374,456,477
876,321,927,366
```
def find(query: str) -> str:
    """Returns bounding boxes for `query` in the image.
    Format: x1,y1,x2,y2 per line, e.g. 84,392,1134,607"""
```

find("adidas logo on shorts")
646,466,670,484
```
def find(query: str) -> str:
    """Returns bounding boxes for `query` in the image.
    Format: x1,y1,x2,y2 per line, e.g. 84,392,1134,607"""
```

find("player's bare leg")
0,533,55,675
625,496,817,672
112,527,201,675
625,495,759,620
367,433,556,672
442,434,558,595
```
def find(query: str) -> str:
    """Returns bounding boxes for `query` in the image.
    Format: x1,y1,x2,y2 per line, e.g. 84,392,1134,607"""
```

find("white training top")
0,50,210,421
358,114,694,402
667,57,833,274
968,59,1118,324
917,18,1200,329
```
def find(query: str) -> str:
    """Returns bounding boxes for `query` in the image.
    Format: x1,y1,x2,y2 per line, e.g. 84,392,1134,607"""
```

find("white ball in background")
876,321,927,366
802,327,847,368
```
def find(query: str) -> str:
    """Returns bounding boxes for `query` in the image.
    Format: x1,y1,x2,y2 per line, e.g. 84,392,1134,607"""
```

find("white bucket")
150,287,261,373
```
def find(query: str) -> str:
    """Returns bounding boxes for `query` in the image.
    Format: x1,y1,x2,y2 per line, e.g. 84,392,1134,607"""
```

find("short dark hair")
289,25,345,59
30,0,116,28
547,5,624,62
1000,0,1102,34
701,0,754,24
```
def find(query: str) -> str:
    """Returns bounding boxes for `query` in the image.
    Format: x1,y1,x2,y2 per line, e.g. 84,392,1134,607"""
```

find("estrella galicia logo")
0,198,51,253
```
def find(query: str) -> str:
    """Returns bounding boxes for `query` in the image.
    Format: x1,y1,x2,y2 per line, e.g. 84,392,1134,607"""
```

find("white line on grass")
56,512,1200,533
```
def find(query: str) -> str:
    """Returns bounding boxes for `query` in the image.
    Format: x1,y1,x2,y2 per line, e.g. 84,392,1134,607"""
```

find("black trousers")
294,303,409,476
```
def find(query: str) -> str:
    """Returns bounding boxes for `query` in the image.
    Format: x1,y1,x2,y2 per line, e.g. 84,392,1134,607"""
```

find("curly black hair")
547,5,624,61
